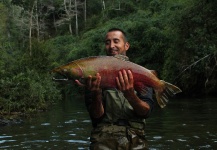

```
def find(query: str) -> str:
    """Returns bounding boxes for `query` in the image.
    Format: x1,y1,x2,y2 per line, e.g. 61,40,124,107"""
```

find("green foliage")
162,0,217,95
44,35,78,65
0,70,61,114
0,3,7,36
1,0,217,117
0,2,61,115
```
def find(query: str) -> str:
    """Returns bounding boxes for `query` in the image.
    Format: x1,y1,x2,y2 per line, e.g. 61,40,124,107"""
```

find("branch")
174,53,212,81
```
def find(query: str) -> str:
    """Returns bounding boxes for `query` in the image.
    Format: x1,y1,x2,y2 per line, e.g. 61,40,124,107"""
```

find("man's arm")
87,90,104,119
124,90,152,117
76,73,104,119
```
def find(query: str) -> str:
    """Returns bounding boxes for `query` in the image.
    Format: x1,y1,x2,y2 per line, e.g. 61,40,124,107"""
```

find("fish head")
51,62,83,81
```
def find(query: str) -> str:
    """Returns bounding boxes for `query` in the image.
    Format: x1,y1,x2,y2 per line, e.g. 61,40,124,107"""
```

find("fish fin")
140,88,148,95
114,55,129,61
150,70,158,77
155,80,182,108
134,82,148,95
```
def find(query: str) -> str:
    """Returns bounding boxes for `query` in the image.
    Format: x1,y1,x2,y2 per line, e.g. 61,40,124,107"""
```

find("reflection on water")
0,96,217,149
0,95,92,149
146,97,217,149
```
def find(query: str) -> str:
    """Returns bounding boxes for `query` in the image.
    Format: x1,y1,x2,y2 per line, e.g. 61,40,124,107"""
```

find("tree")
75,0,78,35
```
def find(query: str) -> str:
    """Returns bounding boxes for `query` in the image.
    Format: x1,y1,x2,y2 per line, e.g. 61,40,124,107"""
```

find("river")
0,96,217,149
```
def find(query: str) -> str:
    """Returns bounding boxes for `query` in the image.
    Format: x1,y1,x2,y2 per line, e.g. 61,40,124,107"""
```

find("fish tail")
155,80,182,108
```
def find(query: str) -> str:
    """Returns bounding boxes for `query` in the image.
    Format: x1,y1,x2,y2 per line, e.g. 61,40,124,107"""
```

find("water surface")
0,97,217,149
146,97,217,149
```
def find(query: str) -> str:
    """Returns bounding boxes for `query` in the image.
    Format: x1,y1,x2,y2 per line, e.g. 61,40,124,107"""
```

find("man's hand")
116,69,150,116
87,73,102,92
116,70,134,94
75,73,102,92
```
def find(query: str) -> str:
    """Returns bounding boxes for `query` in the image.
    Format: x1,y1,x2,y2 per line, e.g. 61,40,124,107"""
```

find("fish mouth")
52,73,69,82
52,77,69,81
52,76,75,85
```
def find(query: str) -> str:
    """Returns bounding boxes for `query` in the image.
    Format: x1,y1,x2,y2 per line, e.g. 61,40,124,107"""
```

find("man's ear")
125,42,130,51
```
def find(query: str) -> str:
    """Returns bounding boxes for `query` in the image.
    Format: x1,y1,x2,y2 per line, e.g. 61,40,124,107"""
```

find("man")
76,28,154,149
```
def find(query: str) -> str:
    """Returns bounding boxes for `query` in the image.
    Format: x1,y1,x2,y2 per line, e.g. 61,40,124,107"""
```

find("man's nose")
110,41,115,48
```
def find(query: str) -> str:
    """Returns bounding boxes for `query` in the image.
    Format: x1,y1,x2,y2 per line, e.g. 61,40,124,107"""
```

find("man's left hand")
116,69,134,93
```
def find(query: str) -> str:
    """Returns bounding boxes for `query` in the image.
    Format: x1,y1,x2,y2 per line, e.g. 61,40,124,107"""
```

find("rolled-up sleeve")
137,87,155,118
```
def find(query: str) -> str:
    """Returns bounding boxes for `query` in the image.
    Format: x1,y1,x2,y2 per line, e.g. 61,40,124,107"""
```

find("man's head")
105,28,130,56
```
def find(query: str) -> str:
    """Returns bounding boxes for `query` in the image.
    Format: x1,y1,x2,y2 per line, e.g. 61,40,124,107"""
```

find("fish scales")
52,55,182,108
73,56,158,88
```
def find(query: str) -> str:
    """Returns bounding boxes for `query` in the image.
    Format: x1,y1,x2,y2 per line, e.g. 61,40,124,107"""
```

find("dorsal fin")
114,54,129,61
150,70,158,77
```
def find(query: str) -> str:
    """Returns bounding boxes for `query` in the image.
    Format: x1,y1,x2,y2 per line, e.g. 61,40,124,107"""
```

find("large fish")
51,55,182,108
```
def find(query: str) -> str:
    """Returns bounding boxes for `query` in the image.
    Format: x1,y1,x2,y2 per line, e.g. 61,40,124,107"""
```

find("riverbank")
0,113,23,126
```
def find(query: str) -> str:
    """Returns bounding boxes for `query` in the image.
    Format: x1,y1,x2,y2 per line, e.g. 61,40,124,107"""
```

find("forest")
0,0,216,117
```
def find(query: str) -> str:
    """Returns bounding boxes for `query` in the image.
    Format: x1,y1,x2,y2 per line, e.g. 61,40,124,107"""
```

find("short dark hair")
107,28,128,42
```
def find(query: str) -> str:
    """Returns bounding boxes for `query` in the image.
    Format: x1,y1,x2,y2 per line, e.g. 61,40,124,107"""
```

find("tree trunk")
75,0,78,35
35,0,39,41
64,0,73,35
50,0,57,33
102,0,105,10
29,0,36,56
84,0,86,25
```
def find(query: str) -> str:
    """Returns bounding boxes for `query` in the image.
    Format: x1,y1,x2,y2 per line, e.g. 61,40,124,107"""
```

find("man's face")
105,31,130,56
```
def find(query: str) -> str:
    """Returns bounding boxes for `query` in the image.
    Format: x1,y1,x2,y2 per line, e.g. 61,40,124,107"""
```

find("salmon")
51,55,182,108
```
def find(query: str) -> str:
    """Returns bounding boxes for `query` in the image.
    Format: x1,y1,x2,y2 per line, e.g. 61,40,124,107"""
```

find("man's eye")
105,41,110,45
114,39,119,43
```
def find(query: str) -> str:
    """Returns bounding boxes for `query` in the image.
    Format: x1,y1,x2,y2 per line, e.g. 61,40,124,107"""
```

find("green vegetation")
0,0,216,116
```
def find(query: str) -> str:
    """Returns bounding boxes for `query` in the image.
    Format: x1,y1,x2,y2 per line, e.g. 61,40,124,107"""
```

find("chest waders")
89,89,148,150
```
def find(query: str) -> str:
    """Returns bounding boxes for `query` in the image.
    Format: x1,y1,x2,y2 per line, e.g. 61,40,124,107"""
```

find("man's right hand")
75,73,102,92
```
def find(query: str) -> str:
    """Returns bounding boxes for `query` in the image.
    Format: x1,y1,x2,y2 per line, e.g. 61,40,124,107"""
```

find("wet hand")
75,79,85,86
116,70,134,93
75,73,101,92
87,73,101,92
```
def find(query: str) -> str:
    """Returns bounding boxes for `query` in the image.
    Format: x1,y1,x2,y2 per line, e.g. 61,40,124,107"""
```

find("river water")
0,96,217,149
